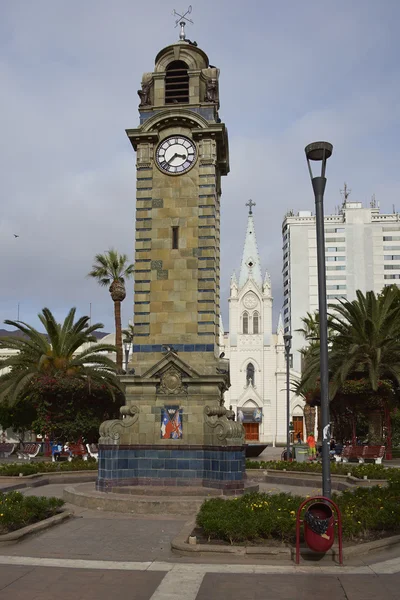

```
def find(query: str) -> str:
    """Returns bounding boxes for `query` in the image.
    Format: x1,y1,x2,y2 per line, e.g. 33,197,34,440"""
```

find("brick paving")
0,565,165,600
196,572,400,600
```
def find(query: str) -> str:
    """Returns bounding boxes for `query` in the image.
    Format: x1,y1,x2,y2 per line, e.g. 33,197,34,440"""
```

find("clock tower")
126,38,229,369
98,25,246,495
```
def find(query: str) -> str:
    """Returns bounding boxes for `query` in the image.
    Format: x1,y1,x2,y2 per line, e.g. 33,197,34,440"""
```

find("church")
220,202,303,446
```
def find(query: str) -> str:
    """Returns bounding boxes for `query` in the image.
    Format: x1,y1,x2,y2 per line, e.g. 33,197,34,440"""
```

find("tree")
296,289,400,443
88,249,134,371
0,307,122,442
0,307,119,402
29,375,123,443
0,396,37,443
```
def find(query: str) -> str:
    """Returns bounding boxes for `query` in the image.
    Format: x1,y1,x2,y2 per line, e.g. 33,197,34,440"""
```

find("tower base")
96,444,245,494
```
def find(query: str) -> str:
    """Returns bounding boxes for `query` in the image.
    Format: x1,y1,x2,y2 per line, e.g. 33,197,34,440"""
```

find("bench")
338,445,385,465
52,442,87,462
86,443,98,461
69,442,88,461
17,443,41,461
0,443,15,458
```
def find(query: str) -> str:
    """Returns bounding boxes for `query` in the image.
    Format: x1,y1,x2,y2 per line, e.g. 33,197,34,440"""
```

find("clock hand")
167,153,179,164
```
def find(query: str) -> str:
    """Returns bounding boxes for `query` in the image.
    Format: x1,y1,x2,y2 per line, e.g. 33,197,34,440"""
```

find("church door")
243,423,259,441
293,416,304,442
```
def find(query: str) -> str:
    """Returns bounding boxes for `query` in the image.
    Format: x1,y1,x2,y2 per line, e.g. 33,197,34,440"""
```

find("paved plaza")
0,477,398,599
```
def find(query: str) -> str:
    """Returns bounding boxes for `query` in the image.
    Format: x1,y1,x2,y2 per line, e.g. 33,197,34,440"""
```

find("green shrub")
246,460,391,480
196,481,400,545
0,491,64,533
0,458,97,477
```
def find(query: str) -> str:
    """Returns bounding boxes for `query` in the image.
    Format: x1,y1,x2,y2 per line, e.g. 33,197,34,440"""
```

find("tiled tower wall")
133,134,220,355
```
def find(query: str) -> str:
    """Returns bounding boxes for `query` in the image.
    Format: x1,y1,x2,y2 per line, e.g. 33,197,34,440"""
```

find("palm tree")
297,289,400,443
328,289,400,396
88,249,134,371
0,307,120,403
122,323,134,343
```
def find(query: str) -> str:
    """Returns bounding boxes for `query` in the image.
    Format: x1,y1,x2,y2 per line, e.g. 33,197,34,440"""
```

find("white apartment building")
282,199,400,371
220,206,303,445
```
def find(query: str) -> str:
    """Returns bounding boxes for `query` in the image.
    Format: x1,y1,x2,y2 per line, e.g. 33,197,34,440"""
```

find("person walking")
307,433,316,459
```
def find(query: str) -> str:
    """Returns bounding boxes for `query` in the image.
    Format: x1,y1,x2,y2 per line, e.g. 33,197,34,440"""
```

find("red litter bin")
296,496,343,564
304,502,334,552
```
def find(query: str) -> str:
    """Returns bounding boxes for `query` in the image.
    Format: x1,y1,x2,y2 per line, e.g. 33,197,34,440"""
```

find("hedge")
0,458,98,477
197,472,400,545
246,460,392,480
0,490,64,533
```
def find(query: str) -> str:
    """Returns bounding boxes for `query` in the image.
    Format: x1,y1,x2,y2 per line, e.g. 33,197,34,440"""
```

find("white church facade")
220,204,304,445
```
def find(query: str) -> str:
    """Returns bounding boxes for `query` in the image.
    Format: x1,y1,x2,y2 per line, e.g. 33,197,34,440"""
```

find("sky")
1,0,400,334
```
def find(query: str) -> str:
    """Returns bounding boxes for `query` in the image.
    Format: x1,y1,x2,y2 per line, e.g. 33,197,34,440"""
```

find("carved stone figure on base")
205,78,218,103
137,81,152,107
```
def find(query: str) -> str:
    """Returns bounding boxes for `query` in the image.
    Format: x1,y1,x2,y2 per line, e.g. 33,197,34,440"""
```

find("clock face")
155,136,197,174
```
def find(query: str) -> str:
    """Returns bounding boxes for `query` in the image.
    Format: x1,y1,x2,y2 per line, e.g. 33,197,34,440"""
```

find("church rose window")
243,312,249,334
165,60,189,104
246,363,255,386
253,311,259,334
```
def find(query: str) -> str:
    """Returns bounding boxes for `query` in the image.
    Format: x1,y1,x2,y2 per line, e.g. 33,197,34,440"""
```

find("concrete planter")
172,519,400,560
0,509,72,544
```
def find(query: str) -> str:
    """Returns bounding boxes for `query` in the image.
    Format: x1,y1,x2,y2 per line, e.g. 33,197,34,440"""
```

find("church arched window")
246,363,255,386
165,61,189,104
253,311,260,334
243,312,249,334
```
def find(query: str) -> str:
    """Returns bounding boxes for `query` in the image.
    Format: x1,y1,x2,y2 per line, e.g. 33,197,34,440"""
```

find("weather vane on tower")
173,5,194,40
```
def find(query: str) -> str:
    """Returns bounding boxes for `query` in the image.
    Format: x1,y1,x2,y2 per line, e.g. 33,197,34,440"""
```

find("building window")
253,312,259,334
172,226,179,249
385,274,400,279
384,255,400,260
326,265,345,271
243,312,249,334
327,284,346,290
383,236,400,241
384,265,400,270
246,363,255,386
384,246,400,251
165,60,189,104
326,256,345,262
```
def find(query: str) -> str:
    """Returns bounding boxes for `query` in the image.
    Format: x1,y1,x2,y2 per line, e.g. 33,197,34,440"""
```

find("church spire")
238,200,263,290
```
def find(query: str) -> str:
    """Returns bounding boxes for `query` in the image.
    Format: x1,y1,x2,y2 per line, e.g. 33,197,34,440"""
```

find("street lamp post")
305,141,333,498
123,339,132,373
284,333,292,462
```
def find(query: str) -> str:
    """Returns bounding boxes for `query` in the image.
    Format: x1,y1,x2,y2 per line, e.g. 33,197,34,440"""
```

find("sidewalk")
0,479,399,598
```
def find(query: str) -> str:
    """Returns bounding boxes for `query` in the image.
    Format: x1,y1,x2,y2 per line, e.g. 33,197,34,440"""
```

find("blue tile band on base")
96,445,245,493
132,344,214,353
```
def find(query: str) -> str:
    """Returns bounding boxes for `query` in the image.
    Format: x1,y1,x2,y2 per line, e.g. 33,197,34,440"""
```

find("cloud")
1,0,400,333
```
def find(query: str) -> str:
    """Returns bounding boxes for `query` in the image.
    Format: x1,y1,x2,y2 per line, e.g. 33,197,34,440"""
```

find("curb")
260,470,387,490
172,519,400,559
0,471,97,492
0,509,73,544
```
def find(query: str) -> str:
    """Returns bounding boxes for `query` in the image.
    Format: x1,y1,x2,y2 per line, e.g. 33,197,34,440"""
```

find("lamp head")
283,333,292,351
305,141,333,180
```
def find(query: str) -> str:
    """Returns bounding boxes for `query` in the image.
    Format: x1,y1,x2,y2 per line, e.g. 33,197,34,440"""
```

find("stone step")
110,485,222,497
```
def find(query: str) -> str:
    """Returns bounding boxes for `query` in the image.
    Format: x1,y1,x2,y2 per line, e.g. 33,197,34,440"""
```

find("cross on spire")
246,199,256,215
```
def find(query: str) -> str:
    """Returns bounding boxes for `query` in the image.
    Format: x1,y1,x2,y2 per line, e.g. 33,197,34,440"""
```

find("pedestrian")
307,432,316,459
296,432,303,444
